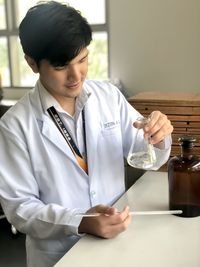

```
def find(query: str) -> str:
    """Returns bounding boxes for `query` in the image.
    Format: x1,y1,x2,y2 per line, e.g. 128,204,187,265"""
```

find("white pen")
75,210,183,217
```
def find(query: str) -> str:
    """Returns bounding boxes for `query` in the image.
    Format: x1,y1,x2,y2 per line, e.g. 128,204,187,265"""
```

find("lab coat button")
90,191,96,197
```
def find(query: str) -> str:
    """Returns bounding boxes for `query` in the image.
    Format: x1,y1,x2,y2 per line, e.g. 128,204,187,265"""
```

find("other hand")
78,204,131,239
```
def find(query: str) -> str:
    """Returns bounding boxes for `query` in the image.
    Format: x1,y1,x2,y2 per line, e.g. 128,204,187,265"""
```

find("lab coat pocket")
100,124,122,153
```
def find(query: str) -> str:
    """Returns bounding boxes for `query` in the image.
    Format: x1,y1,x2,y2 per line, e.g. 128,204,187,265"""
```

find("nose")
67,64,79,82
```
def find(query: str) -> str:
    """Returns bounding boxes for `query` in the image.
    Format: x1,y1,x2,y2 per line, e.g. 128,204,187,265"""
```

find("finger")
144,112,166,133
145,111,161,129
149,123,173,144
144,112,172,140
133,120,144,129
109,206,131,225
105,208,132,238
118,206,131,223
104,207,118,215
86,204,112,215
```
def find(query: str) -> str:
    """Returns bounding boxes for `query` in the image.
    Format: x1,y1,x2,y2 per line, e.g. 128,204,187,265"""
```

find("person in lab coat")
0,1,173,267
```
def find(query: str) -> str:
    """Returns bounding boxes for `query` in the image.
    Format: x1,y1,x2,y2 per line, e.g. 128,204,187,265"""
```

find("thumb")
87,204,112,214
90,205,118,215
133,121,144,129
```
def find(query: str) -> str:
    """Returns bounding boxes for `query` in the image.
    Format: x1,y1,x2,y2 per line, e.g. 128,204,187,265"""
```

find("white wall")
108,0,200,96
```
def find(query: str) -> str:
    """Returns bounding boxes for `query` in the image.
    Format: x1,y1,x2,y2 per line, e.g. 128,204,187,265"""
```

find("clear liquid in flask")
127,116,157,170
127,147,156,170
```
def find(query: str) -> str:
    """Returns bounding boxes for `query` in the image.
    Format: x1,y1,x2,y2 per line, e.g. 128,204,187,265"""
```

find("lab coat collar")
37,79,91,116
30,80,96,175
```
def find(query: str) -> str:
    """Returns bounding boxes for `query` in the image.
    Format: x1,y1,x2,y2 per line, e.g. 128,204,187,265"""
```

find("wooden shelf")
128,92,200,157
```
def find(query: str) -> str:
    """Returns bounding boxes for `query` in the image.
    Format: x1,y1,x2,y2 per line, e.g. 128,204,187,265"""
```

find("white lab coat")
0,80,171,266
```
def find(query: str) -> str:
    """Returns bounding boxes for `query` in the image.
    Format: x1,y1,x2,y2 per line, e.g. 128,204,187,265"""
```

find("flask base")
127,152,154,169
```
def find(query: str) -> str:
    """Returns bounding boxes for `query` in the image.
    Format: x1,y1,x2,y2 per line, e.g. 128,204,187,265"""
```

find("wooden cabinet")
128,92,200,157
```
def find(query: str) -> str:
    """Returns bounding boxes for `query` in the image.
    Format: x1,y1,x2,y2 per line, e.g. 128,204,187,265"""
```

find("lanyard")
47,106,88,173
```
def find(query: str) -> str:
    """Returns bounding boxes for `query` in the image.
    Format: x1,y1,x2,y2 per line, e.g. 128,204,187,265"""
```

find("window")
0,0,108,89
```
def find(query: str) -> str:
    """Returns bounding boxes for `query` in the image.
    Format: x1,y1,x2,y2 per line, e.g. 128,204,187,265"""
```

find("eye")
54,65,67,71
79,55,88,63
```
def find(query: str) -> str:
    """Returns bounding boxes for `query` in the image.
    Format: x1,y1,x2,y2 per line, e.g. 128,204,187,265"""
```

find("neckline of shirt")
37,79,91,120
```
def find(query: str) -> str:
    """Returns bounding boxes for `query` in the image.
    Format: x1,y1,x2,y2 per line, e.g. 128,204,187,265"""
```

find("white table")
55,171,200,267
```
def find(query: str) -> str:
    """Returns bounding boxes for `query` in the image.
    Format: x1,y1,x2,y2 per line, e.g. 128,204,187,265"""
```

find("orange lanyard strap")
47,106,88,173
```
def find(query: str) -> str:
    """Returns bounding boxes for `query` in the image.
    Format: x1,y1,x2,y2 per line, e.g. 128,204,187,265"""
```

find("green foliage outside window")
88,38,108,80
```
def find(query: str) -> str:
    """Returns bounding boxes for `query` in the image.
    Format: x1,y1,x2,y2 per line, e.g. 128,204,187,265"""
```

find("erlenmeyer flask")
127,117,156,169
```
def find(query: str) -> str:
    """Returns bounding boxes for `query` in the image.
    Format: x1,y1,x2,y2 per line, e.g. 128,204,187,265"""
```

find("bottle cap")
178,135,196,148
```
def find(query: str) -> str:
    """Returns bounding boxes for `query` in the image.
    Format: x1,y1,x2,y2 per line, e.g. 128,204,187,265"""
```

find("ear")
24,55,39,73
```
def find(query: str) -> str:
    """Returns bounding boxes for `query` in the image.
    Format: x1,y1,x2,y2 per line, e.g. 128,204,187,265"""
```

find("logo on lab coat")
103,120,120,129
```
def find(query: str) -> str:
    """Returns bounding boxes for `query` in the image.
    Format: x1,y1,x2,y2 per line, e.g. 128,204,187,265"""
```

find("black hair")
19,1,92,66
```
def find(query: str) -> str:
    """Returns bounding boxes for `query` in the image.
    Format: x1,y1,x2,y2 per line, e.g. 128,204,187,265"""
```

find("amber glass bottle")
168,136,200,217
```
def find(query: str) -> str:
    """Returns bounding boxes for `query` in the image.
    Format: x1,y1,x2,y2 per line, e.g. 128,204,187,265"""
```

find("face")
28,48,89,105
